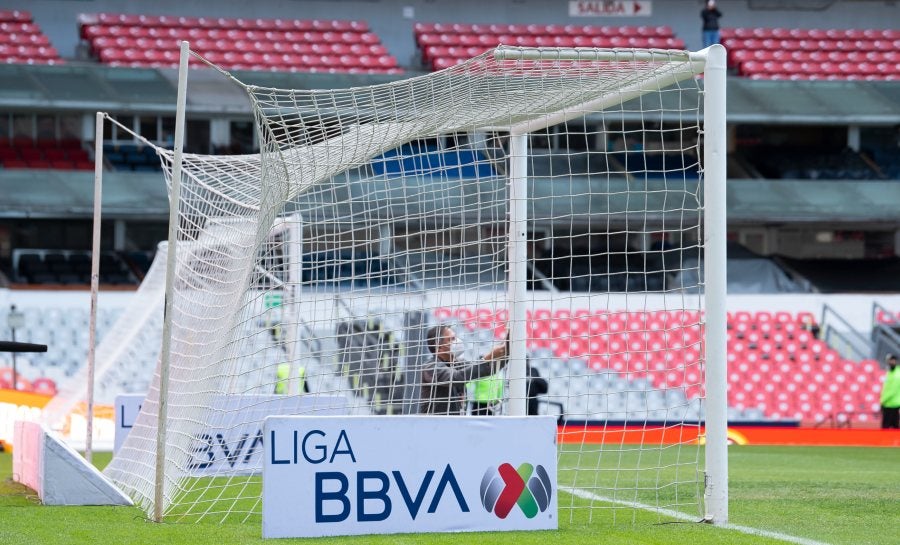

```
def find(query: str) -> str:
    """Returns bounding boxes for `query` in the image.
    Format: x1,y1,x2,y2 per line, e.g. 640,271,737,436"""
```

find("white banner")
114,394,350,475
263,415,558,538
569,0,652,17
113,394,144,454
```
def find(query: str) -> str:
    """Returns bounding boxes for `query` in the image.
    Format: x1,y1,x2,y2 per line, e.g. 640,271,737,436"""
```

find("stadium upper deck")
0,0,898,288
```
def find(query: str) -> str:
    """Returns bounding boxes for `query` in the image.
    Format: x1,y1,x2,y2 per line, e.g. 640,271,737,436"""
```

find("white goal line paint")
561,487,830,545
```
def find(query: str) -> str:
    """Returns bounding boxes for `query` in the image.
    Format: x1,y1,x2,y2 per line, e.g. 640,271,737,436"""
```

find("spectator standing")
701,0,723,48
880,354,900,429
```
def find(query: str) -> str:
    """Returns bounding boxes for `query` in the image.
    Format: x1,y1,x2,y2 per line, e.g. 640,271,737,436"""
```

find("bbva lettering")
189,430,264,470
315,464,470,523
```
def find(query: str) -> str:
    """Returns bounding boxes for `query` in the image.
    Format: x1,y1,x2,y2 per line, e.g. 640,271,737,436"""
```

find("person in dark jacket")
701,0,723,48
419,325,508,415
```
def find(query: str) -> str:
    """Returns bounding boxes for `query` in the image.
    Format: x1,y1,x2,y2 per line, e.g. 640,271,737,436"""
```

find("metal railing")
820,303,871,361
871,302,900,366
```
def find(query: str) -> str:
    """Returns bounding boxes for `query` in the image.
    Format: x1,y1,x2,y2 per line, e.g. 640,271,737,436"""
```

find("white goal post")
100,43,727,527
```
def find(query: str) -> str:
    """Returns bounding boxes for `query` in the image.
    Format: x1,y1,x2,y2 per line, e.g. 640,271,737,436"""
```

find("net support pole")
286,214,303,395
154,40,190,523
702,43,728,526
506,133,529,417
85,111,104,464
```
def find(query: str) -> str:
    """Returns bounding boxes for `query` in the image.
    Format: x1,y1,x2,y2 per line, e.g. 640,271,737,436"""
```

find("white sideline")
561,487,830,545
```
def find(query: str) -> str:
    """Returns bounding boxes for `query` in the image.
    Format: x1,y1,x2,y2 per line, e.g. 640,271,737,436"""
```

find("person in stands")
701,0,723,48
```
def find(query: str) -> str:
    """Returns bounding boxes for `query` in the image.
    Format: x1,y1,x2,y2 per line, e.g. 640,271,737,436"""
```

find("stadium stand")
0,9,63,66
77,13,401,74
433,306,886,424
721,27,900,80
0,137,92,171
413,23,685,70
11,250,137,286
778,257,900,293
0,305,123,395
865,145,900,179
743,146,882,180
103,142,161,172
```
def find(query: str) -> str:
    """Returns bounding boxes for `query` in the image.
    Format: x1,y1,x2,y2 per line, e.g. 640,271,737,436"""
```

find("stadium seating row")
721,26,900,41
0,44,59,59
722,27,900,79
0,147,91,170
736,59,900,80
0,367,57,395
92,36,389,57
13,250,139,285
414,22,684,71
0,32,50,45
418,34,683,49
97,49,400,73
84,26,381,45
0,138,92,170
414,22,675,37
0,10,62,65
78,13,369,33
731,49,900,66
745,147,882,180
0,305,126,396
0,9,30,22
79,12,400,74
102,143,160,172
723,37,900,54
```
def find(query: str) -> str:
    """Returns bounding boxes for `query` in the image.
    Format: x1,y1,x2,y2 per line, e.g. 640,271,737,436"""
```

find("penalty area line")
560,487,830,545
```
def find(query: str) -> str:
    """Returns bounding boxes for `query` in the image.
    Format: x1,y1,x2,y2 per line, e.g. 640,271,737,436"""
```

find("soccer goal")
102,43,727,527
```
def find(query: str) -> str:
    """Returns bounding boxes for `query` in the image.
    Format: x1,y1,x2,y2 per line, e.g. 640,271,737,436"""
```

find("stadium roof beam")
3,65,900,123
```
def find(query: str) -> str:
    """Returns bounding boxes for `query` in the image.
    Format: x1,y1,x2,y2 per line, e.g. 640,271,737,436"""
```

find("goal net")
103,45,727,526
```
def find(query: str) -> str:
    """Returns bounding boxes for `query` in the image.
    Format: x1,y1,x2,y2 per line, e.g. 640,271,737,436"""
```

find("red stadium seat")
0,10,31,22
32,377,58,395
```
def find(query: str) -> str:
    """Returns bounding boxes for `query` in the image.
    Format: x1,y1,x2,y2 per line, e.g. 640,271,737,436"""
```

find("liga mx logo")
480,463,552,519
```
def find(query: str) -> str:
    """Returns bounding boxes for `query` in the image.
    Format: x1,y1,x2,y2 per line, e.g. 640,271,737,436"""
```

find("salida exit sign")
569,1,652,17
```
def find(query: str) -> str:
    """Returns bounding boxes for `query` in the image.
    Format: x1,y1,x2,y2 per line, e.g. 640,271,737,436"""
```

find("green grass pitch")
1,445,896,545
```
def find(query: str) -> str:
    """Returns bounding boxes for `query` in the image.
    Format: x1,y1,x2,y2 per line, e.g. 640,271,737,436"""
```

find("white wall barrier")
12,420,132,505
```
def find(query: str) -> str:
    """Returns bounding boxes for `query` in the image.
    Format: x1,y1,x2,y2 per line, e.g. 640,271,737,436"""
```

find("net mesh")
101,46,711,524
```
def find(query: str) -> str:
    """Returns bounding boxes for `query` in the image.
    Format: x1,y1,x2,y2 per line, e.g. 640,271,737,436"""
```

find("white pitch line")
561,487,830,545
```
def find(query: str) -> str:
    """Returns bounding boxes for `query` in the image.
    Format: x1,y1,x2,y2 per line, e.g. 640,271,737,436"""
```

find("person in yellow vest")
469,373,504,415
880,354,900,429
274,363,309,394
